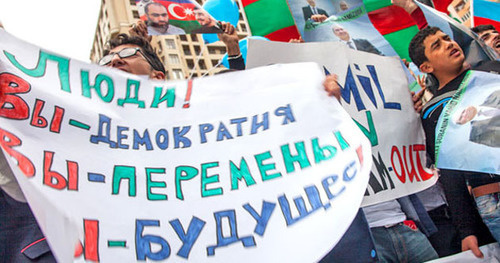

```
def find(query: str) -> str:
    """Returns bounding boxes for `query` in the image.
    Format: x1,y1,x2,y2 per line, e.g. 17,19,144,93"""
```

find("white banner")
246,39,437,206
428,243,500,263
0,30,371,262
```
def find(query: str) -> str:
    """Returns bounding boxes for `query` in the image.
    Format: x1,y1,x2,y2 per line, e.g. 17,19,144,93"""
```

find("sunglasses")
99,47,154,67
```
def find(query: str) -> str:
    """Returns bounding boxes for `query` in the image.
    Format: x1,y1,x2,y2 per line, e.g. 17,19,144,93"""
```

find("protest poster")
135,0,221,35
246,39,438,206
0,29,372,262
435,70,500,175
286,0,398,56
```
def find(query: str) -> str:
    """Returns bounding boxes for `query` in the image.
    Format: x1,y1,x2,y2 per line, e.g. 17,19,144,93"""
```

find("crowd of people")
1,0,499,262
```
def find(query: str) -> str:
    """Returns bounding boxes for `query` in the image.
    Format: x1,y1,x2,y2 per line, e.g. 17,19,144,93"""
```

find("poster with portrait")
135,0,221,35
435,70,500,175
286,0,397,56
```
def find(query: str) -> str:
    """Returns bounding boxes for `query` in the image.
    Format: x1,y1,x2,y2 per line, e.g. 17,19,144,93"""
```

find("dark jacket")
302,6,329,21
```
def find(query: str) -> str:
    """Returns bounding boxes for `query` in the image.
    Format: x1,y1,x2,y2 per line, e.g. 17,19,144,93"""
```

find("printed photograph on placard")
435,71,500,175
135,0,222,35
286,0,398,57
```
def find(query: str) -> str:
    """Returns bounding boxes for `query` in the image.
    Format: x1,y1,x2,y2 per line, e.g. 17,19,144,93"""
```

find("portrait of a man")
145,2,186,35
332,24,382,55
454,90,500,148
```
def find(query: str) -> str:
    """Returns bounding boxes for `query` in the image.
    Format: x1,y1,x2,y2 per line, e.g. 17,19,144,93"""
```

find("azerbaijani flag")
136,0,200,32
364,0,419,61
241,0,300,41
430,0,453,14
472,0,500,31
364,0,494,63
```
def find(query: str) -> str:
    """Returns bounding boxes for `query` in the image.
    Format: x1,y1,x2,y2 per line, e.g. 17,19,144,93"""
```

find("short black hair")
145,2,166,14
408,26,441,67
104,33,166,74
471,24,496,34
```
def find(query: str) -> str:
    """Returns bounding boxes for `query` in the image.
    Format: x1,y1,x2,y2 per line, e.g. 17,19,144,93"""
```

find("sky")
0,0,102,62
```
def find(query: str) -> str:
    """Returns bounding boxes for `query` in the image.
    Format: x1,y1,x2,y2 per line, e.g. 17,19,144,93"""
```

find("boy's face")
478,29,500,55
419,30,465,75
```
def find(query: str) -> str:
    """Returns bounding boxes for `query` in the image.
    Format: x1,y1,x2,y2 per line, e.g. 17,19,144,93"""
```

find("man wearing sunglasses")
145,2,185,35
99,33,166,79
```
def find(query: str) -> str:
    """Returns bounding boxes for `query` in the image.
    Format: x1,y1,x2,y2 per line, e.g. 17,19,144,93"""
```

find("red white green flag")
241,0,300,41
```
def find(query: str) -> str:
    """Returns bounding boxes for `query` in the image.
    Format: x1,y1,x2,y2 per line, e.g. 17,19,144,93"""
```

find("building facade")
448,0,471,27
90,0,249,79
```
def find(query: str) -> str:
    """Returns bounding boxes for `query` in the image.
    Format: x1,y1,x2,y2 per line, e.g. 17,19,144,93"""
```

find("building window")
183,45,191,55
240,23,247,33
169,54,180,64
199,60,207,70
190,34,198,42
211,59,219,66
165,39,176,49
132,10,140,19
186,59,195,69
130,0,136,6
455,1,465,11
193,45,201,55
172,69,184,79
208,47,217,54
180,35,188,41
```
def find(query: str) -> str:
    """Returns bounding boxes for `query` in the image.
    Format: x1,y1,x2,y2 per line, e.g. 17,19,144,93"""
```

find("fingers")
323,74,341,101
461,235,484,259
402,58,410,68
412,88,425,102
311,14,328,23
129,20,151,42
411,88,425,113
470,245,484,258
414,100,423,113
220,22,235,35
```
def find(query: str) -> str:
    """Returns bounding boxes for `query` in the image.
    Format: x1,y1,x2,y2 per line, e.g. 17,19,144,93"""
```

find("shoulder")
473,60,500,75
169,25,186,34
353,38,369,44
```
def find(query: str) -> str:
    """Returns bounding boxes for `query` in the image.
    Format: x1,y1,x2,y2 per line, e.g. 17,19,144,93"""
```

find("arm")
391,0,428,29
129,20,152,42
439,169,486,258
218,22,245,70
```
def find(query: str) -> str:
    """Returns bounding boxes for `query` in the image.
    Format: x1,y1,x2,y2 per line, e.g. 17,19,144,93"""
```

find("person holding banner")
410,26,500,258
144,2,186,35
99,33,167,78
323,72,438,262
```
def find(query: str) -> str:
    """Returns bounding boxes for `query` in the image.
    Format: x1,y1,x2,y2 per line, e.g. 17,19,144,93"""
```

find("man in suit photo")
302,0,329,21
332,24,382,55
454,90,500,148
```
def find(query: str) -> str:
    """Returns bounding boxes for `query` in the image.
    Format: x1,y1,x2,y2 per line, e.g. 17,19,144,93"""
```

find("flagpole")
189,47,205,79
470,0,475,27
